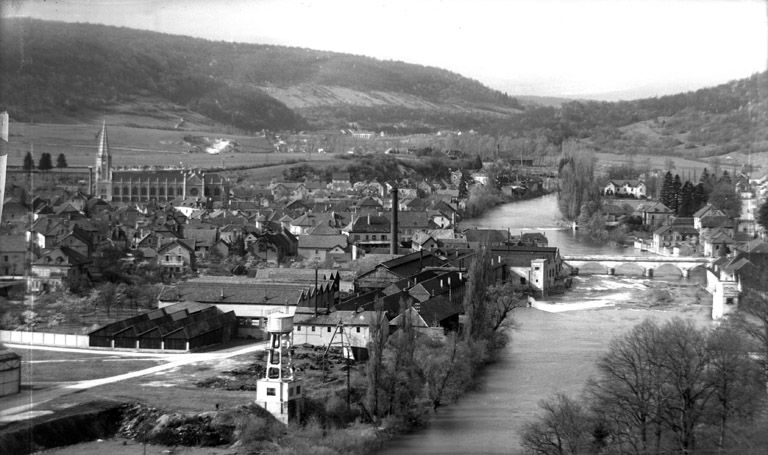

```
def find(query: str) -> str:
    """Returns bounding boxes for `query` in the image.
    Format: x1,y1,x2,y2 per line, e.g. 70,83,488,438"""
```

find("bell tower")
255,312,303,424
94,120,113,200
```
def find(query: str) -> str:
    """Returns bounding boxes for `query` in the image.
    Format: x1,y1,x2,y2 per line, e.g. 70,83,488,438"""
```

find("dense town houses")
2,122,768,354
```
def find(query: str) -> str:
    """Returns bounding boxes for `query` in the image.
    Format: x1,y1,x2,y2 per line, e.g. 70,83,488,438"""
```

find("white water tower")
255,312,303,424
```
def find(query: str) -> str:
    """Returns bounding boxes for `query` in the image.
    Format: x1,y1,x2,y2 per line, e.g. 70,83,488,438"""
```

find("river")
459,193,626,256
377,194,710,455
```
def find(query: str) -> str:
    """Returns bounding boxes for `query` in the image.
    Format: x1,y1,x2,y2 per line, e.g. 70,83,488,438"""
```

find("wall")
0,330,89,348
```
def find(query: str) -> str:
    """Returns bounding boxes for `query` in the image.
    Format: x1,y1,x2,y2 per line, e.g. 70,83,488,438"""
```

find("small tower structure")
255,312,303,424
94,120,113,200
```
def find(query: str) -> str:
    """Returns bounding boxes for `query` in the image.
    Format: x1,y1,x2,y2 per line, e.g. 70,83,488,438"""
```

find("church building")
93,122,228,204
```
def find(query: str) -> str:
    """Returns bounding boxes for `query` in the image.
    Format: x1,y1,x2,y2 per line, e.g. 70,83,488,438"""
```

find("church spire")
94,120,113,200
97,119,109,159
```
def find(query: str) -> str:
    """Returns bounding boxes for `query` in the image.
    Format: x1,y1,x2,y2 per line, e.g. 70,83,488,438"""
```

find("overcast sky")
3,0,767,100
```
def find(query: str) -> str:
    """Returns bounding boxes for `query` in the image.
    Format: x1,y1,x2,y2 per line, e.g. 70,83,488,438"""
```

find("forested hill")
0,18,522,133
495,72,768,159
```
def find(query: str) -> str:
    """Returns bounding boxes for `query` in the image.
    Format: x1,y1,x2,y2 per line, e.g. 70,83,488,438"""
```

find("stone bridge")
561,255,713,278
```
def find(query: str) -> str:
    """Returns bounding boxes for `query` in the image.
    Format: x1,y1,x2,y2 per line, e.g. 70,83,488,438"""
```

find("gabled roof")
298,234,348,250
641,202,673,213
33,246,91,266
307,223,341,235
693,204,720,218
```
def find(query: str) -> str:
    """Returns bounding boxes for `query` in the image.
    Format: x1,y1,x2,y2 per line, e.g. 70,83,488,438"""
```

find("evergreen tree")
758,198,768,232
458,171,469,199
38,152,53,171
473,154,483,170
669,174,682,214
56,153,68,169
692,183,708,214
699,167,714,196
22,151,34,171
719,170,732,185
678,181,695,217
659,171,673,207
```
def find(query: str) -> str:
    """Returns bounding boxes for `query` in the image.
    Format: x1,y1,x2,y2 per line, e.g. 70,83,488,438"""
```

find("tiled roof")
0,234,26,253
298,234,348,250
159,278,315,305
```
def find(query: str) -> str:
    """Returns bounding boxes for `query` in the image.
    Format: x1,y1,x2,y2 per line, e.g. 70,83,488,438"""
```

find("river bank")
377,281,713,455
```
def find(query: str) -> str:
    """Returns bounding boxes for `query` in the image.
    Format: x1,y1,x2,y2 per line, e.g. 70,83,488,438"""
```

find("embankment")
0,400,125,455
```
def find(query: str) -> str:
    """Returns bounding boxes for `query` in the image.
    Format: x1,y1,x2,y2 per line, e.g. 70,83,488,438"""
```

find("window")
177,255,182,261
297,325,301,331
3,256,7,262
372,235,376,240
289,388,293,397
382,235,387,240
327,327,331,332
311,326,316,332
296,386,301,394
267,388,276,396
356,327,361,333
165,255,170,261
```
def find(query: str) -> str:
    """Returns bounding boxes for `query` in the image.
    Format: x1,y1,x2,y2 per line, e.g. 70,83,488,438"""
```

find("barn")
0,343,21,397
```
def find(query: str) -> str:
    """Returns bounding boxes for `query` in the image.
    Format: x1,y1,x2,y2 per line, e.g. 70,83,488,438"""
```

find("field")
2,122,336,171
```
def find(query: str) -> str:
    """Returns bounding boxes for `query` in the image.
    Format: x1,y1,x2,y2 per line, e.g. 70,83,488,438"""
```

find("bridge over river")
561,255,714,278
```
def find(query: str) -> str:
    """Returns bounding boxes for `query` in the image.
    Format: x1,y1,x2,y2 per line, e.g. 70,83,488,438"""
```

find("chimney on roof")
220,288,224,300
391,186,398,255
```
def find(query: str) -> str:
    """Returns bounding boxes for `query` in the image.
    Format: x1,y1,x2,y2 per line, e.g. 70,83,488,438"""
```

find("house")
297,234,348,262
0,235,26,276
28,247,91,292
293,310,386,359
344,213,392,250
638,202,674,228
157,239,196,273
702,230,735,258
652,224,700,255
604,180,646,198
693,205,725,230
492,246,566,297
330,173,352,192
411,232,439,252
56,226,93,258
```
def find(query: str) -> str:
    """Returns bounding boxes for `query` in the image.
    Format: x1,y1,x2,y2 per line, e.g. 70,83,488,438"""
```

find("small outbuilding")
0,343,21,396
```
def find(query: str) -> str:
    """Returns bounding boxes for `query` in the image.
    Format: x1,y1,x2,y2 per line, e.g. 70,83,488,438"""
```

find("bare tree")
520,393,592,455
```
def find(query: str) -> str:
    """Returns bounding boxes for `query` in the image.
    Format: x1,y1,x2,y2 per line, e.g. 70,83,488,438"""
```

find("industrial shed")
0,343,21,397
88,303,237,351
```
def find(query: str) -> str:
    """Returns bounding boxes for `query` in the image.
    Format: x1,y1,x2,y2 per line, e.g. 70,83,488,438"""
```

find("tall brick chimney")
390,186,398,255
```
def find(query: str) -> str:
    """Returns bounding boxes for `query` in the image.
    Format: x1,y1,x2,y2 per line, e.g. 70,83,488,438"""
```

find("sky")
2,0,767,100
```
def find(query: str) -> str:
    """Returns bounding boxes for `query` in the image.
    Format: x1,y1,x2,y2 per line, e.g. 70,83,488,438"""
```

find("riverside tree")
557,141,600,221
520,318,766,454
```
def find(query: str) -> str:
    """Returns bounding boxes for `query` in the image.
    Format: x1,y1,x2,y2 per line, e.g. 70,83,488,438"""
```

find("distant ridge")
0,18,522,133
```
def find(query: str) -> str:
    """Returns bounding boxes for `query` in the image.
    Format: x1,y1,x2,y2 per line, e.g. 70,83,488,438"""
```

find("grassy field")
1,122,338,171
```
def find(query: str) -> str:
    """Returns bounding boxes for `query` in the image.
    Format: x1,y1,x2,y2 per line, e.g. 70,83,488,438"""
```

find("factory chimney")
390,186,398,255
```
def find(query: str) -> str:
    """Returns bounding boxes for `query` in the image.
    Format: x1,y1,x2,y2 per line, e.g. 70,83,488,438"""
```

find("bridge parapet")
562,255,713,277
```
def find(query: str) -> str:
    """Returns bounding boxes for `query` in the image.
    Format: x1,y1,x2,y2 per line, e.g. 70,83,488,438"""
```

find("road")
0,342,267,421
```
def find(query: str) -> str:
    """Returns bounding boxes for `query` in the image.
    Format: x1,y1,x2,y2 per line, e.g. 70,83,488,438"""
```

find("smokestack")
390,186,398,255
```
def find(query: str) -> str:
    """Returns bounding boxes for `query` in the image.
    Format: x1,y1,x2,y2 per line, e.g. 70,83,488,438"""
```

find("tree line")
363,247,523,429
521,313,768,454
22,151,68,171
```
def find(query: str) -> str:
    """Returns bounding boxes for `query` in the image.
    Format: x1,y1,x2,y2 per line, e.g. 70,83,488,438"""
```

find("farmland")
1,122,337,170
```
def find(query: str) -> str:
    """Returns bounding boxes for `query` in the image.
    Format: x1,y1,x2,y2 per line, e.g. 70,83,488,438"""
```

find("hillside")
0,18,522,133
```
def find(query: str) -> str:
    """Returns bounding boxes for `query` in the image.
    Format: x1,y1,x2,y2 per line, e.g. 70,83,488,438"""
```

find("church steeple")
94,120,113,200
